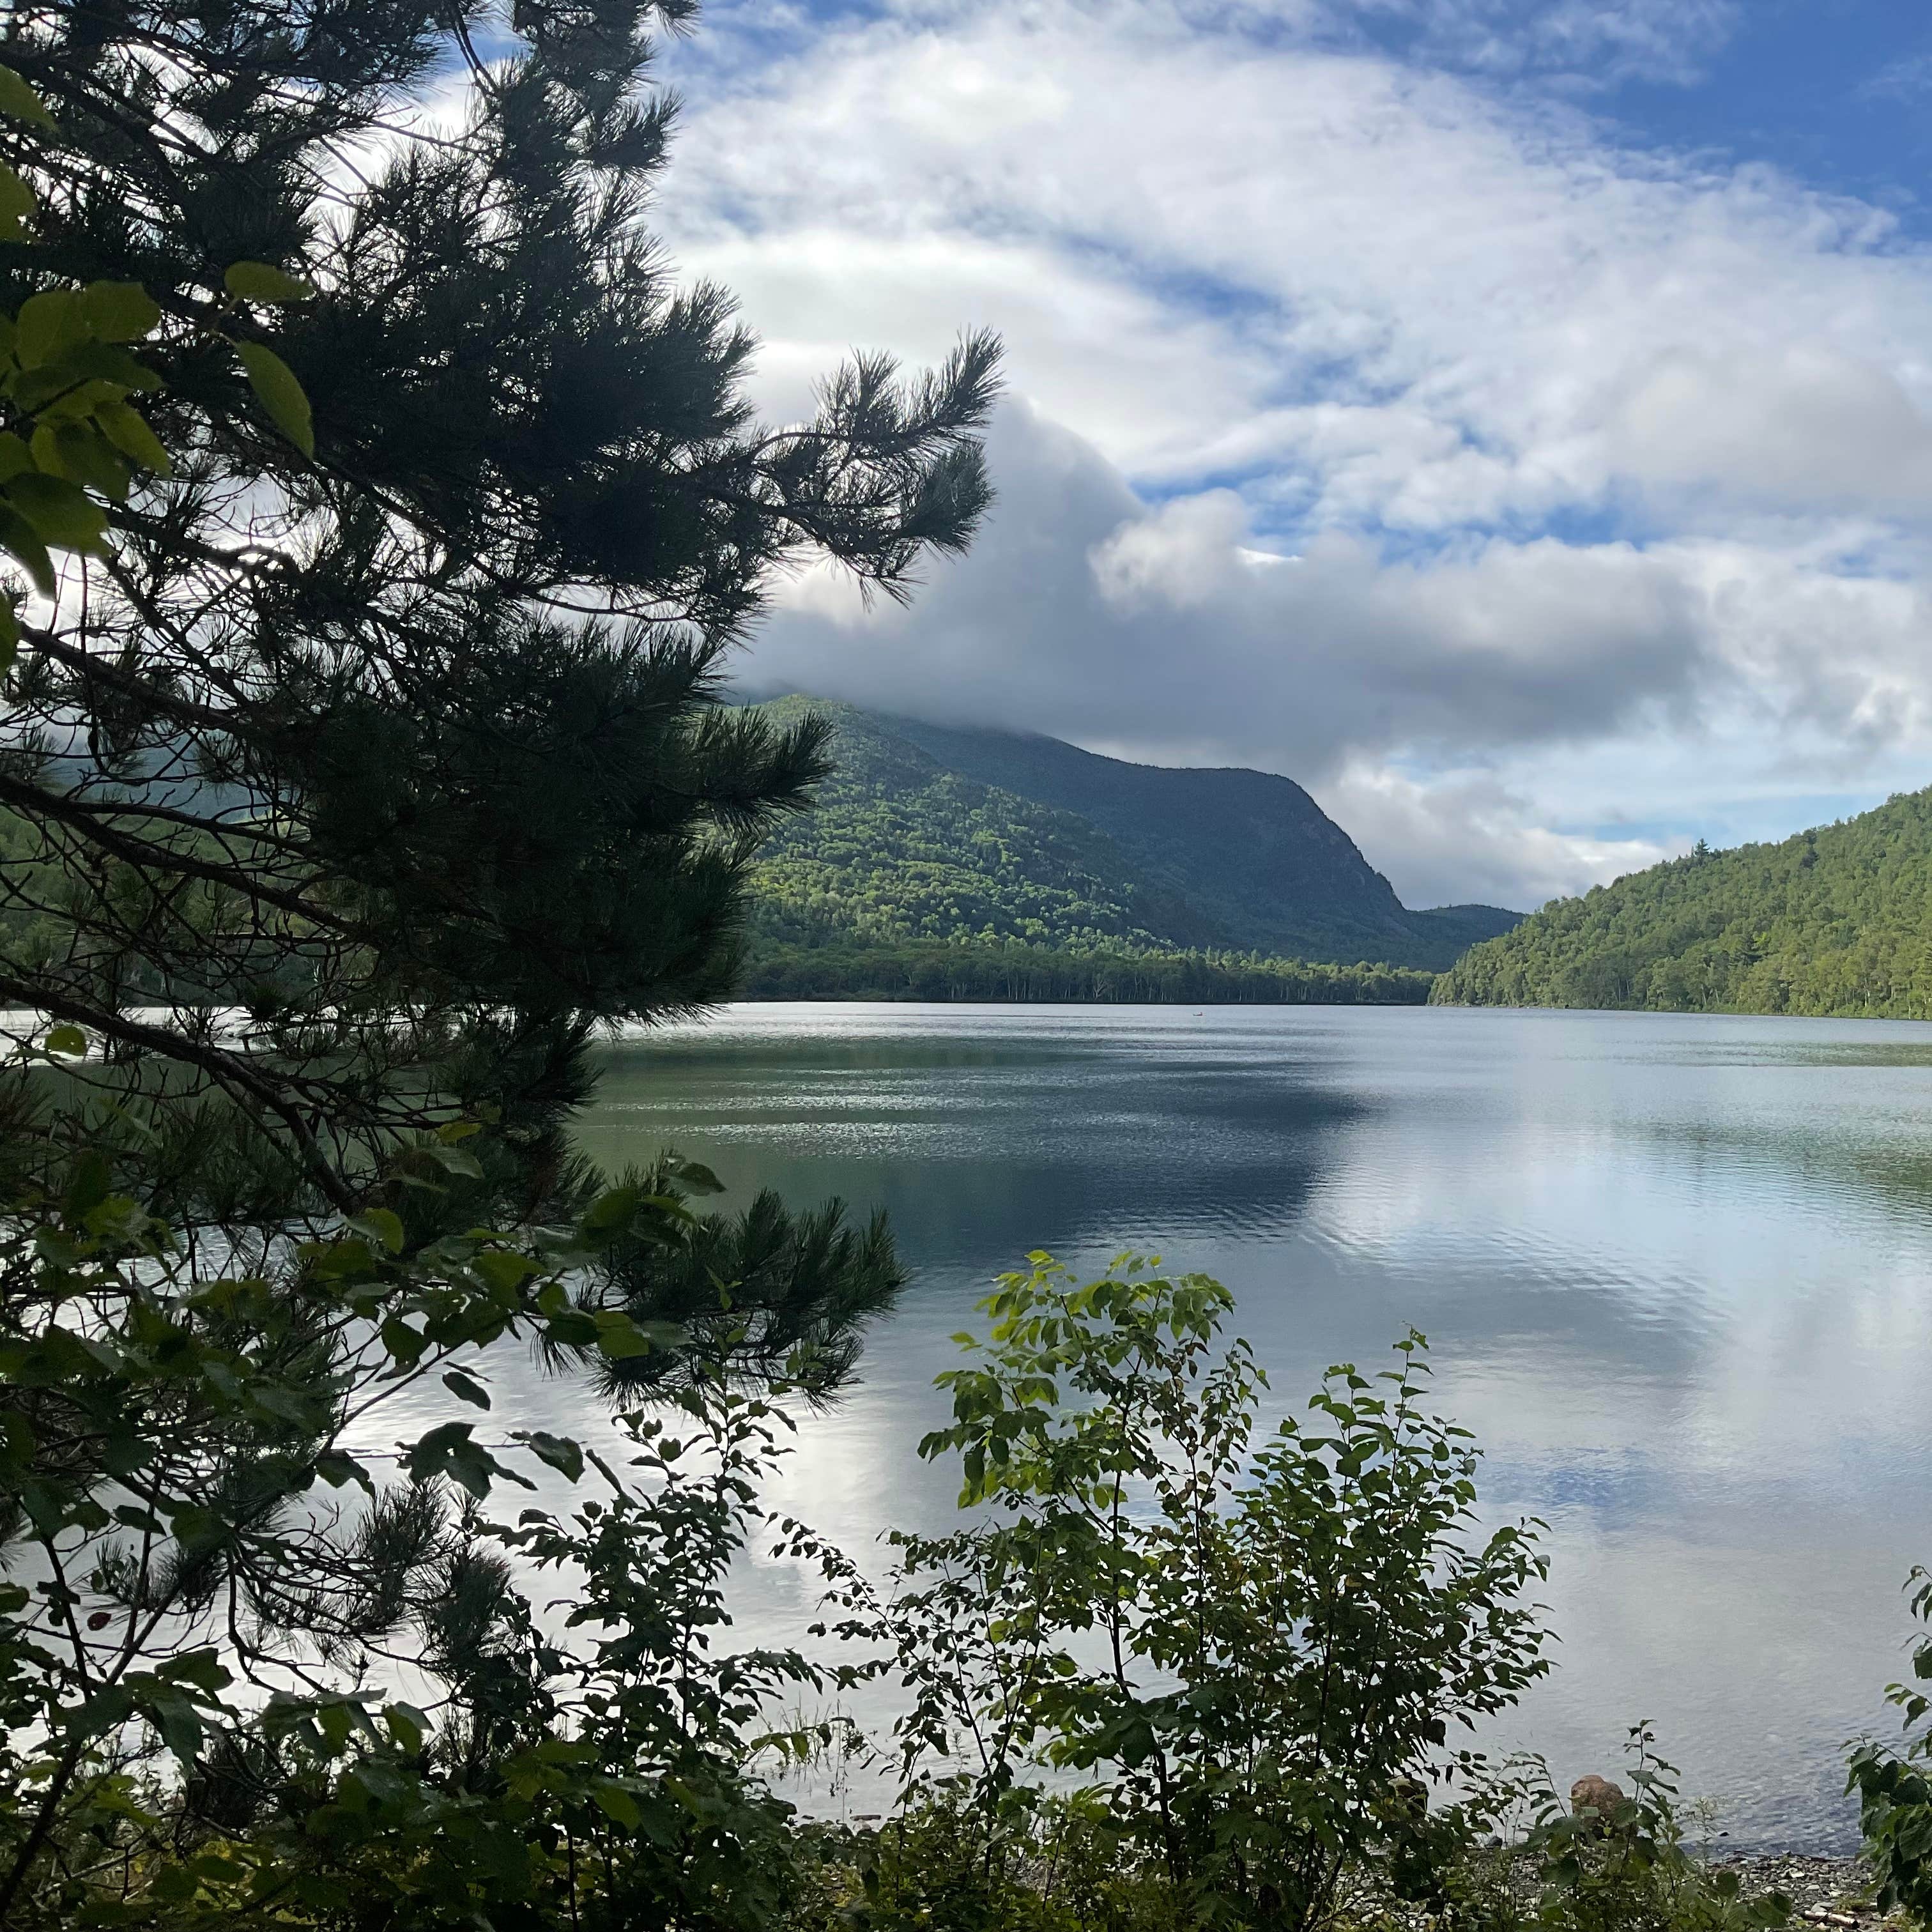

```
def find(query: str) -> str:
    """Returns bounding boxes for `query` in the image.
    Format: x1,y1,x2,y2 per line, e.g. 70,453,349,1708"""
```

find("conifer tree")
0,0,997,1221
0,13,996,1920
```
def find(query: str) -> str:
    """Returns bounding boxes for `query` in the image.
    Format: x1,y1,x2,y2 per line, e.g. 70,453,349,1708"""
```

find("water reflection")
582,1008,1369,1257
560,1004,1932,1850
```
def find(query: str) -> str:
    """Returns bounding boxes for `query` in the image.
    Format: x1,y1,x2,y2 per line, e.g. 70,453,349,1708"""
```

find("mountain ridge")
744,698,1521,972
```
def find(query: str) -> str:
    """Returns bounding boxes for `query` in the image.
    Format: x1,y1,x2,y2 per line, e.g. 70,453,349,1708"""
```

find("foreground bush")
1445,1726,1790,1932
1850,1565,1932,1922
887,1255,1552,1932
0,1242,1568,1931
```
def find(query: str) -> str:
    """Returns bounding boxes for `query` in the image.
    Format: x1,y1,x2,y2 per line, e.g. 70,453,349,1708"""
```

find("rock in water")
1570,1774,1627,1820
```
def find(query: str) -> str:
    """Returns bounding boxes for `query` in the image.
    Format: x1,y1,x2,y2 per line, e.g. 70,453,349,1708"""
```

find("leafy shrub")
0,1139,892,1931
808,1791,1183,1932
1850,1565,1932,1922
1448,1726,1790,1932
888,1254,1552,1932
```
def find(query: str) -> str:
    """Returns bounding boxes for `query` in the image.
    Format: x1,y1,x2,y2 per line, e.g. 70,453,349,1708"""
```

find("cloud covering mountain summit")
660,0,1932,907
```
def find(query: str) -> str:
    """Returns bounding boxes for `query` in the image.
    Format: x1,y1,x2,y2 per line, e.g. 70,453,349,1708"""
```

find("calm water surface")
565,1003,1932,1848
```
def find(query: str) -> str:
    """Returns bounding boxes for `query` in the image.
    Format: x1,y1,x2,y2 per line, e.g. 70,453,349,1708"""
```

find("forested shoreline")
743,939,1435,1003
742,696,1519,972
1437,789,1932,1018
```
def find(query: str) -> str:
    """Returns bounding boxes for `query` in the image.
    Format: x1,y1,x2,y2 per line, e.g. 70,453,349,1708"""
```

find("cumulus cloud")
655,0,1932,907
1318,765,1678,908
743,404,1932,905
747,404,1717,770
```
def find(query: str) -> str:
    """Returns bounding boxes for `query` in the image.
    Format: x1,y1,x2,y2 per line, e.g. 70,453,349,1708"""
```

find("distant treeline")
742,940,1435,1004
1435,785,1932,1019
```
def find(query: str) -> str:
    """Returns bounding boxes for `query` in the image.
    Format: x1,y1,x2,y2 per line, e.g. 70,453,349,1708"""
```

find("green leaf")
314,1450,373,1495
670,1158,726,1196
234,340,313,456
0,163,34,240
13,289,82,368
404,1422,531,1499
582,1184,641,1234
148,1689,208,1766
591,1780,641,1829
382,1703,429,1753
594,1311,656,1361
0,503,53,595
71,1685,137,1743
472,1248,538,1294
43,1023,84,1057
93,398,172,477
442,1367,491,1409
0,65,54,128
541,1306,600,1348
78,280,162,343
514,1430,585,1483
417,1140,483,1179
224,261,315,303
33,420,128,500
379,1316,427,1367
348,1207,404,1254
159,1648,231,1694
7,470,109,550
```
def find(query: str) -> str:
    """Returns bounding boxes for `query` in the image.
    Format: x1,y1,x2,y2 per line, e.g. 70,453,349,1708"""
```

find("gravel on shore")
1715,1856,1883,1926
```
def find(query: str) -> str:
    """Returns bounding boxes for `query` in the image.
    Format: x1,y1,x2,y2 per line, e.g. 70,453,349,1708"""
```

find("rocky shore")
1720,1857,1880,1926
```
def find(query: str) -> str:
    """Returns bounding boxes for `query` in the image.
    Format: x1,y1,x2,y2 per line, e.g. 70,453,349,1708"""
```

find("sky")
639,0,1932,910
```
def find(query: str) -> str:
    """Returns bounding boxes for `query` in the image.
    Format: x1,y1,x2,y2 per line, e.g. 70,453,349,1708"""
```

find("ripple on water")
564,1005,1932,1848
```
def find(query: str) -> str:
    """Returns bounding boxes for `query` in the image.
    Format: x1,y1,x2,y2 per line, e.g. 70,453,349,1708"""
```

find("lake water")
565,1002,1932,1850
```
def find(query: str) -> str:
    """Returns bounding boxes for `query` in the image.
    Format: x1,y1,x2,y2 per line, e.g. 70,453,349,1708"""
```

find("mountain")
1434,786,1932,1018
744,698,1521,972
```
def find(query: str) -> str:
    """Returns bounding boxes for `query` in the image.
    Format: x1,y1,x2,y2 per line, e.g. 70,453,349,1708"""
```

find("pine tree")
0,14,996,1920
0,0,997,1221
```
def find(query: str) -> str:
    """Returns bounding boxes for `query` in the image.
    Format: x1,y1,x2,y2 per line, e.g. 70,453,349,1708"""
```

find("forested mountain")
1435,786,1932,1017
745,698,1519,973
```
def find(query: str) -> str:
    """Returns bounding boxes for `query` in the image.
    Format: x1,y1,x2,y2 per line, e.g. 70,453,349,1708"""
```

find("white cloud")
656,0,1932,908
747,402,1715,769
1317,764,1679,908
1610,346,1932,507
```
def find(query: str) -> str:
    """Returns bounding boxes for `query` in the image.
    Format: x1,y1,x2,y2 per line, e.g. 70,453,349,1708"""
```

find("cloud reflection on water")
563,1004,1932,1848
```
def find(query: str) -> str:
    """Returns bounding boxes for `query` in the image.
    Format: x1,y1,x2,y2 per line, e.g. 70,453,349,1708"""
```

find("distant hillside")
1434,786,1932,1018
744,698,1521,973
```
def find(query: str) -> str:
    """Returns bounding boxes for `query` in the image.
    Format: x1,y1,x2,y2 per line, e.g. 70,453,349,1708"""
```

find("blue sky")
636,0,1932,908
1581,3,1932,212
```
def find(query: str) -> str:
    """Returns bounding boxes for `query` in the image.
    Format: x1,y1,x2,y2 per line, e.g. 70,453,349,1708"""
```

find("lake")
568,1002,1932,1850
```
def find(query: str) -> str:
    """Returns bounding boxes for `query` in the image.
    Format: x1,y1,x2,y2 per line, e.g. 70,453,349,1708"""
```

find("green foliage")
0,13,996,1220
0,1137,901,1928
747,700,1222,956
742,938,1435,1004
1450,1728,1791,1932
744,700,1521,975
877,712,1523,969
1435,789,1932,1017
827,1791,1174,1932
887,1255,1551,1932
1849,1565,1932,1922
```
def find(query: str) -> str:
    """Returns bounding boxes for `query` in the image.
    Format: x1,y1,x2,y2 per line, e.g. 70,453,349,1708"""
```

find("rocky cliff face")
746,698,1520,970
